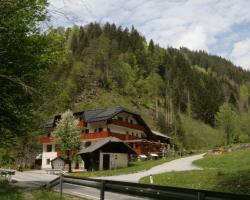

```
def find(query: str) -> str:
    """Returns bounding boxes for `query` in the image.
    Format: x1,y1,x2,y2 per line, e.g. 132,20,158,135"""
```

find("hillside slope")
40,23,250,149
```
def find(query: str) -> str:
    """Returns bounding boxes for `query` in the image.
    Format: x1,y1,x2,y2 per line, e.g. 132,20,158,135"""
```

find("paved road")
96,153,204,182
12,170,149,199
12,154,204,199
13,170,57,188
54,183,151,200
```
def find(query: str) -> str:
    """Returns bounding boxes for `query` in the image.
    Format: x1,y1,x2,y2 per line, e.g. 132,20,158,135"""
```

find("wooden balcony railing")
40,136,54,143
81,131,109,140
111,119,145,131
81,131,140,141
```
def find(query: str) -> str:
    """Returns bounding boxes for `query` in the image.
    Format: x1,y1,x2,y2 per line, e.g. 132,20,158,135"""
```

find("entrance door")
103,154,110,170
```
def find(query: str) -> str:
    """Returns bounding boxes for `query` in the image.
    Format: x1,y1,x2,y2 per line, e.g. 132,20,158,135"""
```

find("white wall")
41,144,57,169
114,112,138,125
87,121,107,132
99,153,128,170
108,124,145,138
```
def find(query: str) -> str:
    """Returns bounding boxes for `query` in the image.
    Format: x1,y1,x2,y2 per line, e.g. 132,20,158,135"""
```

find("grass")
0,178,85,200
71,157,176,177
139,149,250,195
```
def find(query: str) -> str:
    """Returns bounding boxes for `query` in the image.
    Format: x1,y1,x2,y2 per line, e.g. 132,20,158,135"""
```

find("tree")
239,84,249,113
0,0,63,152
215,103,239,145
52,110,82,172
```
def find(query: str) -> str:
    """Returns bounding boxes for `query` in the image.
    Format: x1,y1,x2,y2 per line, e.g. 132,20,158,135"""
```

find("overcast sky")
48,0,250,70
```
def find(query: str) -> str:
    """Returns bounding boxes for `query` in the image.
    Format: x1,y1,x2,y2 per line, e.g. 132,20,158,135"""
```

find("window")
94,129,97,132
46,159,50,165
85,129,89,133
98,128,103,132
126,131,129,135
107,128,110,132
125,118,128,122
130,120,133,124
118,117,123,121
46,144,52,152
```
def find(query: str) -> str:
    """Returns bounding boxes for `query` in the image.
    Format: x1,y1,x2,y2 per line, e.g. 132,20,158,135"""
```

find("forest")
1,0,250,167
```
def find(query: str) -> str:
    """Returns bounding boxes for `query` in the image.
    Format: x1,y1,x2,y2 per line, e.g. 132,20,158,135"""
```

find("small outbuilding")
78,137,136,171
51,157,65,170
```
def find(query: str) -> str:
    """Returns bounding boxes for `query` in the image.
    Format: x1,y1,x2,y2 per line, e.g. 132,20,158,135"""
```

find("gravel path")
96,153,205,183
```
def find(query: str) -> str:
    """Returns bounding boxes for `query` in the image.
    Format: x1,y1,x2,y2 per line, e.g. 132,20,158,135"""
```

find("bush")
239,134,250,143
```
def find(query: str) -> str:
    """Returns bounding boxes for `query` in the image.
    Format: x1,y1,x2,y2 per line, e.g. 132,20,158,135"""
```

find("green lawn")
0,178,84,200
139,149,250,195
71,157,176,177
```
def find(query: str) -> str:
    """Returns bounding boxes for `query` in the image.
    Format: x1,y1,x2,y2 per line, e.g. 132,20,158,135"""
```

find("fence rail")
46,175,250,200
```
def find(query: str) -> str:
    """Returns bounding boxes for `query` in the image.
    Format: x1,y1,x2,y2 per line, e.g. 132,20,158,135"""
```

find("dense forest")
1,1,250,167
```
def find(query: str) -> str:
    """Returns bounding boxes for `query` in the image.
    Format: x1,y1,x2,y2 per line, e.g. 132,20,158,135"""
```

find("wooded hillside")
1,1,250,167
38,23,250,149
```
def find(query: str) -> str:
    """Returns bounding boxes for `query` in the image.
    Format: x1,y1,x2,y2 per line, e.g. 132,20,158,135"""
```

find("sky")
48,0,250,70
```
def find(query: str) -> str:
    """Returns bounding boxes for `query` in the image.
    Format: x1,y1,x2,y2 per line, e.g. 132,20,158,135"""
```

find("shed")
51,157,65,170
78,137,136,171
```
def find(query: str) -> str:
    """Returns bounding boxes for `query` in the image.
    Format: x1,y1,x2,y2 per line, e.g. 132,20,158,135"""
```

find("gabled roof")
41,106,160,141
152,130,171,139
77,137,135,154
83,106,136,122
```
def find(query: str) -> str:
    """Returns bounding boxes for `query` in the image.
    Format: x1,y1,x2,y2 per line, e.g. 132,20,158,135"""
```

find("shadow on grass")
212,169,250,195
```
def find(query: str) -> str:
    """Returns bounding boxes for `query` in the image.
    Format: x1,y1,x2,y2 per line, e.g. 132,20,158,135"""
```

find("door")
103,154,110,170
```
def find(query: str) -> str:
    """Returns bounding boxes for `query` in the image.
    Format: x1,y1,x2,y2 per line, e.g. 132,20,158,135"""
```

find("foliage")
0,0,64,165
140,149,250,195
42,22,250,150
181,115,220,149
52,110,82,172
0,179,84,200
3,11,250,157
215,103,239,145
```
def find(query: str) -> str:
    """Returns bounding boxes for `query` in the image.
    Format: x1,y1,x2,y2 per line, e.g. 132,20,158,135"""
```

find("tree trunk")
67,150,72,173
187,90,191,118
155,96,159,119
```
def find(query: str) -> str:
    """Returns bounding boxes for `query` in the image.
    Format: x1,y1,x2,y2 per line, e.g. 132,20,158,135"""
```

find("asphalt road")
12,154,204,199
13,170,150,199
54,183,152,200
96,153,204,182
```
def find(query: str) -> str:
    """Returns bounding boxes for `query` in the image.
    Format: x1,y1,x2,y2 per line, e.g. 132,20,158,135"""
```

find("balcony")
81,131,140,141
81,131,109,140
40,136,54,143
111,119,145,131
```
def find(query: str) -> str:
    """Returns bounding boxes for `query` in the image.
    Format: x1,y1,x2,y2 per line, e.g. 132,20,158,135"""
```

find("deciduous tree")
52,110,82,172
215,103,239,145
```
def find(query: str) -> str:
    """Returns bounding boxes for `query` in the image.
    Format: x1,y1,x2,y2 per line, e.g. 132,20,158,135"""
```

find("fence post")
100,180,105,200
60,174,64,197
150,174,154,184
197,191,205,200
